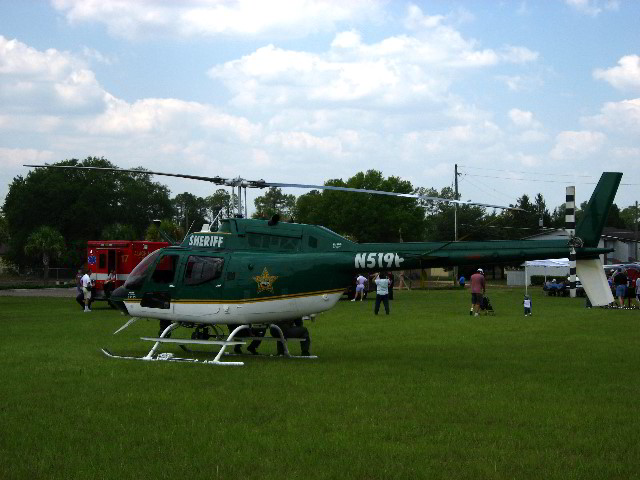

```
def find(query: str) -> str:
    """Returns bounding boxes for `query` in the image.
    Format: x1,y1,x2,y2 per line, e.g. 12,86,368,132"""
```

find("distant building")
601,227,640,263
525,227,639,264
506,228,640,286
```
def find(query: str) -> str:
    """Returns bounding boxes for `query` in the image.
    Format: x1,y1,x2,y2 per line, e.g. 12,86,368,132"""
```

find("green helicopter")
25,165,621,365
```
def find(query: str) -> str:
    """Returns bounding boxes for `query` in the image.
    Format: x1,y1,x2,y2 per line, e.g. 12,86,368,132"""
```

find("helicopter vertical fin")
576,258,614,306
575,172,622,247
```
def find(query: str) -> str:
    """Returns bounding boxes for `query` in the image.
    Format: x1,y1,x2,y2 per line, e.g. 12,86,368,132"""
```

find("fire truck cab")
87,240,169,301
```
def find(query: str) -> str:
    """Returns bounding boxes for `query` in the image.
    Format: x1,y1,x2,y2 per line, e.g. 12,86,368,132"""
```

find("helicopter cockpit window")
184,256,224,286
151,254,179,284
124,249,162,290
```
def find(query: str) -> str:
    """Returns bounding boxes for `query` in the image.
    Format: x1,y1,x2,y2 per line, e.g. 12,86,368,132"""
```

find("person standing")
81,268,93,312
373,272,390,315
523,294,532,316
635,277,640,309
612,268,628,308
75,268,84,310
352,274,367,301
270,318,311,356
104,269,117,298
470,268,485,316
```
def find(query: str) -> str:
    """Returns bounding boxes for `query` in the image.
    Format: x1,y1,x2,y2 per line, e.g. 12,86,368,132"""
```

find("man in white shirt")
373,272,390,315
81,268,93,312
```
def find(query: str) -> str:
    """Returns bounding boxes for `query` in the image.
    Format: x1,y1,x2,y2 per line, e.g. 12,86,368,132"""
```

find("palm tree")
24,226,65,285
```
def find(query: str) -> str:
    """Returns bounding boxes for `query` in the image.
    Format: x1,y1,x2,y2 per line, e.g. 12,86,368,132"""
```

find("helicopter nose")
110,286,130,315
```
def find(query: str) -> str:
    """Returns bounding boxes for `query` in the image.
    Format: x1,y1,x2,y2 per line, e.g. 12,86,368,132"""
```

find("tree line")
1,157,637,273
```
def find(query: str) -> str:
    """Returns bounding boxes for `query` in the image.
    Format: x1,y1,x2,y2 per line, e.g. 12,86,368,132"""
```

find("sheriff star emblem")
253,267,278,293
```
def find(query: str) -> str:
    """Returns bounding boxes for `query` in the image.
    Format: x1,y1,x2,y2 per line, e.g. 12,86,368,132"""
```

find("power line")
459,175,517,205
457,164,596,179
462,173,599,184
458,166,640,186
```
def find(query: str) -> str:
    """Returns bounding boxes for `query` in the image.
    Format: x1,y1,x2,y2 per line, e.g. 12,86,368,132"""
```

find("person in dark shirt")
613,268,628,308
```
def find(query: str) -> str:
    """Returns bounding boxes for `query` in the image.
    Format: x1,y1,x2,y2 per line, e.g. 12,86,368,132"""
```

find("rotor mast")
224,177,249,218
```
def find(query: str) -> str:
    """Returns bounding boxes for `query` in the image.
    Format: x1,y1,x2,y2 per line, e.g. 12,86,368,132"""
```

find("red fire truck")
87,240,169,301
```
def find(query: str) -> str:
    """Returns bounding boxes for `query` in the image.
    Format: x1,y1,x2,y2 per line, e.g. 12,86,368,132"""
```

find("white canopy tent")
507,258,570,291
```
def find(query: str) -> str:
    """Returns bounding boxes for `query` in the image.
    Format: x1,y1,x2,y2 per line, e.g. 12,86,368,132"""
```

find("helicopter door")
172,254,227,320
139,253,181,311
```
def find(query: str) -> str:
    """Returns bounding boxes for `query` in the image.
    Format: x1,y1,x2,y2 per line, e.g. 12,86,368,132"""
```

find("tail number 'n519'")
355,253,404,269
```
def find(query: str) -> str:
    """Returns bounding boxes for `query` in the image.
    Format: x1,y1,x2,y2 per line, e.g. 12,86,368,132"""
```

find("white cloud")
583,98,640,132
508,151,541,167
508,108,542,129
550,130,606,160
83,95,261,142
496,72,544,92
593,55,640,92
209,19,538,109
51,0,381,39
611,146,640,159
82,46,115,65
0,35,106,114
0,147,56,167
565,0,619,16
515,130,548,143
265,131,344,155
500,45,539,64
402,121,503,156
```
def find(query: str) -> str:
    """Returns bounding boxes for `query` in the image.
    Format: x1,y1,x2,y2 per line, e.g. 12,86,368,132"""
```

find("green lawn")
1,288,639,479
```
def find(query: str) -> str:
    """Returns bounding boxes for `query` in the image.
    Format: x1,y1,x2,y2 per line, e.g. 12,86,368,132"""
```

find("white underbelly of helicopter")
125,291,343,324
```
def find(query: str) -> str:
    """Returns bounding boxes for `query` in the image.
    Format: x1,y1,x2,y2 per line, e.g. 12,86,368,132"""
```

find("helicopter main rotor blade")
23,164,522,211
23,164,234,185
263,181,524,212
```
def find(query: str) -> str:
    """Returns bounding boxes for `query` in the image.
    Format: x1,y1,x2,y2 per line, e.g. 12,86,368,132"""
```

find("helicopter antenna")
152,220,178,245
211,206,224,231
182,219,197,244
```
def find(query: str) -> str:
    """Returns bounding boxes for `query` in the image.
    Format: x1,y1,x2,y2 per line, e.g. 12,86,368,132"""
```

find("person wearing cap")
470,268,486,316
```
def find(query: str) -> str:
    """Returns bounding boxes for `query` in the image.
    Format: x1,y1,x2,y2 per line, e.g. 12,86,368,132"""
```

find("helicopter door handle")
215,284,222,288
169,284,175,288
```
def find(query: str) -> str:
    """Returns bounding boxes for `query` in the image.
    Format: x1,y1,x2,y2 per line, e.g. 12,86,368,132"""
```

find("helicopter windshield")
124,249,162,290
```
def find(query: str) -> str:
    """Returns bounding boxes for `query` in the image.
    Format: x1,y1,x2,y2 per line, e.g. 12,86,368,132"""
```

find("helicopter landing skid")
101,345,245,366
101,348,200,363
102,321,246,366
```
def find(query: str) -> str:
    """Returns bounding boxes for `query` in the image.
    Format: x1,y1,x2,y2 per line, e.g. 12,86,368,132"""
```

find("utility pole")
454,164,460,285
635,200,638,261
454,163,459,242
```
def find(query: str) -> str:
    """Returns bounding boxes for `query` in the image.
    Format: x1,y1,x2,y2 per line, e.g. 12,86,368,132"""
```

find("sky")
1,0,639,218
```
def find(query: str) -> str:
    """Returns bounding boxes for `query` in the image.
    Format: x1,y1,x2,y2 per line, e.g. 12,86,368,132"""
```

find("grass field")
1,287,639,479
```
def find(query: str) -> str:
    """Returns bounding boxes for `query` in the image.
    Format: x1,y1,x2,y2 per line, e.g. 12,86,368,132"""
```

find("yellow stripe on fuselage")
123,288,345,305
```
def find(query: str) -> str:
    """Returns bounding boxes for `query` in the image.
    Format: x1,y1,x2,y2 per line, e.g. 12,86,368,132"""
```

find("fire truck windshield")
124,249,162,290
